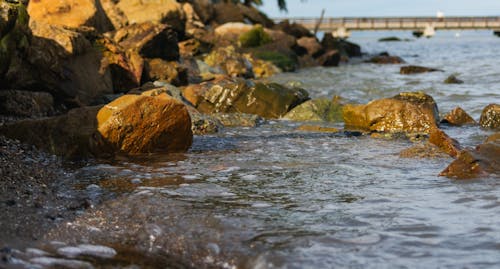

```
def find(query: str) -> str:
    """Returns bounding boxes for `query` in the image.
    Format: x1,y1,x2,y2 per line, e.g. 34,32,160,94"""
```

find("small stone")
479,104,500,129
441,107,476,125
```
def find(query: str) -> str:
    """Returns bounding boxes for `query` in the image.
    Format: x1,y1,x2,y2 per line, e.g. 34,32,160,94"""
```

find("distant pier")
273,16,500,38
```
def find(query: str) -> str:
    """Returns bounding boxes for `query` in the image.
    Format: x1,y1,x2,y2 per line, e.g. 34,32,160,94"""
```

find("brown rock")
399,142,452,159
343,92,439,135
296,125,340,133
428,127,462,158
321,33,362,58
97,94,192,154
367,55,405,64
273,20,313,38
440,140,500,179
485,132,500,143
113,0,186,33
444,74,464,84
0,90,54,117
297,37,323,58
441,106,476,126
213,2,273,27
400,65,443,74
188,0,214,24
203,46,253,78
479,103,500,129
143,58,188,86
317,50,341,67
97,36,143,93
111,21,179,61
27,0,114,33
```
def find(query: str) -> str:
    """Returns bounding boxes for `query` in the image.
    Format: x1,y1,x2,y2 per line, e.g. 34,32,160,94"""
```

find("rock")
297,37,323,58
203,46,253,78
245,56,281,78
400,65,443,74
317,50,341,67
296,125,340,133
188,107,220,135
428,128,462,158
182,76,309,119
479,104,500,129
284,97,343,122
214,22,254,41
99,0,128,30
378,36,402,42
250,50,297,72
112,0,186,34
444,74,464,84
0,90,54,117
399,142,452,159
143,58,188,86
366,55,405,64
97,93,192,154
188,0,214,24
24,21,113,105
111,21,179,61
97,36,143,93
343,92,439,135
238,25,272,48
0,106,105,158
440,140,500,179
273,20,313,38
321,33,362,59
485,132,500,143
213,2,273,27
441,107,476,126
27,0,114,33
212,113,262,127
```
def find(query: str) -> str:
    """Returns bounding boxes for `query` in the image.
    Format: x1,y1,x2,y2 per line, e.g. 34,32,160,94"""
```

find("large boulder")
297,37,323,58
97,93,192,154
0,90,54,118
0,106,104,158
213,2,273,27
203,46,253,78
479,104,500,129
284,97,343,122
343,92,439,135
440,138,500,179
110,21,179,61
182,76,309,119
321,33,361,59
273,20,313,38
110,0,186,34
27,0,114,33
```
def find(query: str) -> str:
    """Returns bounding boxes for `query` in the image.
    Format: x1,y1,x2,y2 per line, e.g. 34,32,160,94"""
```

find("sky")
260,0,500,18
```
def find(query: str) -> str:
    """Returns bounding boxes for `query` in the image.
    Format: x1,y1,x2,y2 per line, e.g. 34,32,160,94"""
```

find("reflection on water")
7,31,500,268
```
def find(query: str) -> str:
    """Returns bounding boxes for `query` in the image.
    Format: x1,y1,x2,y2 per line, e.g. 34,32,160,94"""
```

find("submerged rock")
400,65,443,74
479,103,500,129
182,76,309,119
399,142,452,159
367,54,405,64
444,74,464,84
296,124,340,133
440,139,500,179
97,93,192,154
284,97,343,122
441,107,476,126
378,37,402,42
343,92,439,135
212,113,262,127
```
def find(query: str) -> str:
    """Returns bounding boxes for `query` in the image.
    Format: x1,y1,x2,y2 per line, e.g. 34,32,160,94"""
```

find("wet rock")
284,97,343,122
188,107,220,135
143,58,188,86
245,56,281,78
296,125,340,133
321,33,362,59
97,93,192,154
444,74,464,84
400,65,443,74
440,140,500,179
0,90,54,117
343,92,439,135
485,132,500,143
182,76,309,119
0,106,103,158
378,36,402,42
203,46,253,78
188,0,214,24
111,0,186,34
111,21,179,61
97,36,143,93
212,113,262,127
479,103,500,129
428,127,462,158
366,54,405,64
441,106,476,126
27,0,114,33
399,142,452,159
317,50,341,67
297,37,323,58
273,19,313,38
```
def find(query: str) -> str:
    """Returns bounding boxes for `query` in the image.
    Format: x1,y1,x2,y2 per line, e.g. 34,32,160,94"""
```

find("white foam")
30,257,94,269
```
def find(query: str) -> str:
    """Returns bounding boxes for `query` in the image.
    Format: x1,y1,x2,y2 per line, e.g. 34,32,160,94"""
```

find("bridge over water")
274,16,500,38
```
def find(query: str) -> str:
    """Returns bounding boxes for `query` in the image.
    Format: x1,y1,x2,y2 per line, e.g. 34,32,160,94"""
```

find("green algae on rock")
284,97,344,122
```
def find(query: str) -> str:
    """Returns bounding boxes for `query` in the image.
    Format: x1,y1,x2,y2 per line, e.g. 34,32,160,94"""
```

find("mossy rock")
284,97,344,122
238,25,272,48
253,50,296,72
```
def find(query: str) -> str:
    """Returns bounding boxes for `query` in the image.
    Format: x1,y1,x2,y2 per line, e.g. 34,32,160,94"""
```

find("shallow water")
6,31,500,268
